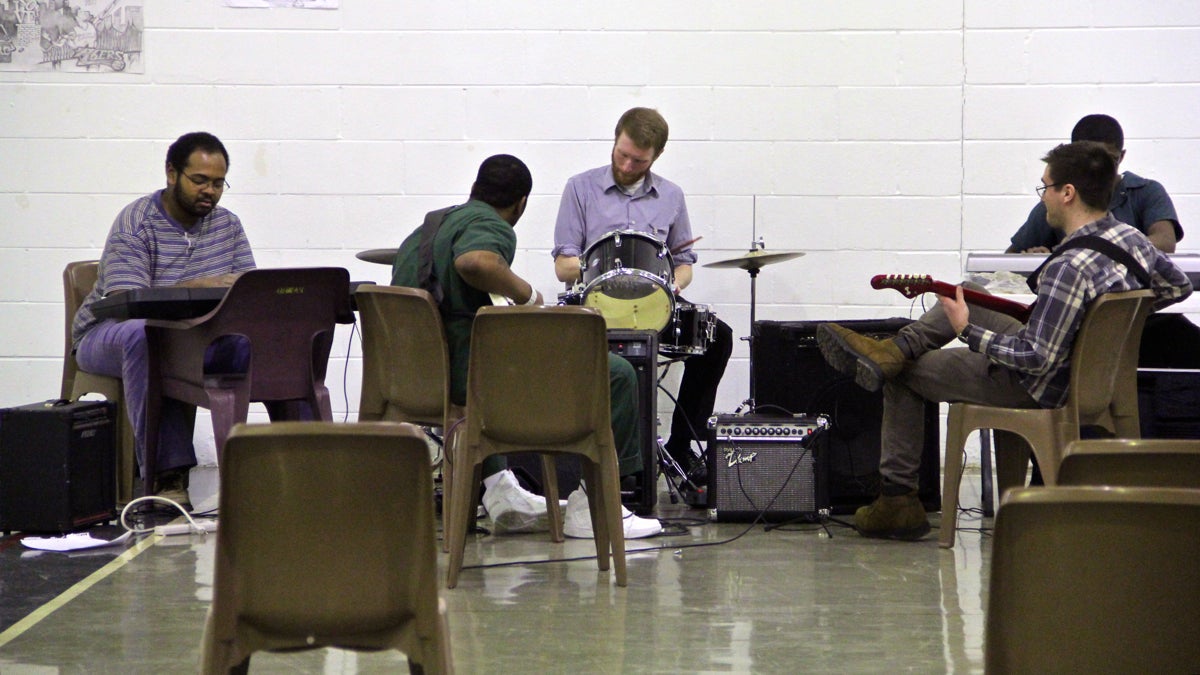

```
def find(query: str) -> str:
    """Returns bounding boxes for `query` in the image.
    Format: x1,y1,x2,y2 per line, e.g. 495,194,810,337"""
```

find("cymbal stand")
738,237,766,414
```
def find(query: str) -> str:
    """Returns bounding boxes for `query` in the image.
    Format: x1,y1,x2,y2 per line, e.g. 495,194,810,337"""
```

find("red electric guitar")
870,274,1033,323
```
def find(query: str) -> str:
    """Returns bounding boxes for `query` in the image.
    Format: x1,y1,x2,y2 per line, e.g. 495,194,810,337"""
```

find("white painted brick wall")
2,1,1197,470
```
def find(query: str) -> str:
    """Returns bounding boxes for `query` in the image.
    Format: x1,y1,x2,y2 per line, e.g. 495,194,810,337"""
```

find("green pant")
482,352,642,479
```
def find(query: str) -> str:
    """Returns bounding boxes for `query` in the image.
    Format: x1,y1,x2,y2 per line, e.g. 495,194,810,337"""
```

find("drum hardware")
656,435,707,508
703,236,805,412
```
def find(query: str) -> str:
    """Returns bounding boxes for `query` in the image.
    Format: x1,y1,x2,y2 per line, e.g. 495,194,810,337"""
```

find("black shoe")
668,447,708,487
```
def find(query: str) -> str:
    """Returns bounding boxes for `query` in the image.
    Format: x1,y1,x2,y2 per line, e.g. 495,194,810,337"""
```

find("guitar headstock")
870,274,935,299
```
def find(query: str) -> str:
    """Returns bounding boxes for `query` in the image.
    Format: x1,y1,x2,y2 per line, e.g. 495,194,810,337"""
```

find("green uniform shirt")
391,200,517,406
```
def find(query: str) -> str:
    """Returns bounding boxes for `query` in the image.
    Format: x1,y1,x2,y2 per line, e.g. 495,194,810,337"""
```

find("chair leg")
445,457,481,589
207,386,250,463
580,463,609,572
598,457,627,587
541,455,564,543
939,407,969,549
440,425,458,555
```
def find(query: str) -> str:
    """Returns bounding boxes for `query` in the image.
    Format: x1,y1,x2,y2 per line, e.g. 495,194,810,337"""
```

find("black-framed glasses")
182,172,230,191
1035,182,1059,197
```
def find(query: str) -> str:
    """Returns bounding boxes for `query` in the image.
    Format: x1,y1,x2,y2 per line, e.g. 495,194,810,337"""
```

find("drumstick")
670,236,702,255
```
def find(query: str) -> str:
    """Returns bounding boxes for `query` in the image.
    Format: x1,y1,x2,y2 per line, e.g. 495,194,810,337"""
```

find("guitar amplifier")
752,318,941,513
706,413,830,522
0,400,117,534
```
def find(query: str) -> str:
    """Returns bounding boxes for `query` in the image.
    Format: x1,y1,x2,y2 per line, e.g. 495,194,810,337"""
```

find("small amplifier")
0,399,117,534
706,413,830,522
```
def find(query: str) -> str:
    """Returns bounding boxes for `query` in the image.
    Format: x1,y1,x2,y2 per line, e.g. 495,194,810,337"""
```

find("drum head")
583,270,674,331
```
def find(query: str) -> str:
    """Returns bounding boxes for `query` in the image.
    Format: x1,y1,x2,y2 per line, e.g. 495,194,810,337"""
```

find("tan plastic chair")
444,305,627,589
200,421,452,674
355,285,464,552
143,267,350,491
62,260,140,505
985,486,1200,674
1059,438,1200,488
940,289,1155,547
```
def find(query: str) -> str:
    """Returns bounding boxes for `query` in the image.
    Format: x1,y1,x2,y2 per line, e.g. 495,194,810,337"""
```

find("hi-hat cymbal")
703,249,805,271
356,248,398,265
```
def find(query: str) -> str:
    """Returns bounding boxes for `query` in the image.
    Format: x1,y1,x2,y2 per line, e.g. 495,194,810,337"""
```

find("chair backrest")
465,305,611,450
61,260,100,399
986,486,1200,674
1066,289,1155,426
157,267,350,402
1059,438,1200,488
355,285,450,426
204,421,448,672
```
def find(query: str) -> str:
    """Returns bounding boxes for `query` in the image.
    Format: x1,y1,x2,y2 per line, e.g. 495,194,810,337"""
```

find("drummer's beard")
611,160,649,188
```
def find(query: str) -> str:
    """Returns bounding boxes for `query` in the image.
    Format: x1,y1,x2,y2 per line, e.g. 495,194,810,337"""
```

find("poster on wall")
225,1,338,7
0,0,144,73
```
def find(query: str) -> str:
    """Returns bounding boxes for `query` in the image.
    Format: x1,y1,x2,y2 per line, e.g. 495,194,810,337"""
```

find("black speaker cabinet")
0,400,117,534
706,414,829,522
607,329,659,515
752,319,941,514
507,330,659,516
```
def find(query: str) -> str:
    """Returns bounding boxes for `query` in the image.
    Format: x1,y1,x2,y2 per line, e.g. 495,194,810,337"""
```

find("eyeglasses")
1036,182,1060,197
182,172,230,192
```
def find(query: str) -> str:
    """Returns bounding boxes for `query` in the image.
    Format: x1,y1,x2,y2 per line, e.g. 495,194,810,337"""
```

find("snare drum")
660,302,716,355
580,230,675,331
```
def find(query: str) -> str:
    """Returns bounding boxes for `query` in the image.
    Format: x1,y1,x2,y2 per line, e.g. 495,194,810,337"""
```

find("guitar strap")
415,204,461,307
1026,234,1152,293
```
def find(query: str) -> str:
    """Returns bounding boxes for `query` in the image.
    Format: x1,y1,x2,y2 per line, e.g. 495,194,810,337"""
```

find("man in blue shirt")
1008,114,1200,372
1007,114,1182,254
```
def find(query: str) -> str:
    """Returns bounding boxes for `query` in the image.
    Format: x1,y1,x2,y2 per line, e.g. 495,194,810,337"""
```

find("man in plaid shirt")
816,141,1191,541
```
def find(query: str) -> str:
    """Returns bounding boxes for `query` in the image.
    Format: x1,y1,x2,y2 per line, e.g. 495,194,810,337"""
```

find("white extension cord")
155,520,219,536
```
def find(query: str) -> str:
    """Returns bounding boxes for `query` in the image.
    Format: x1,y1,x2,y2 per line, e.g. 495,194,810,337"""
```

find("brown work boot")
815,323,907,392
853,490,930,541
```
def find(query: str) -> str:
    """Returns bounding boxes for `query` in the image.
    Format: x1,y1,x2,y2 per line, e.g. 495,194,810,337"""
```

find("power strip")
155,520,219,536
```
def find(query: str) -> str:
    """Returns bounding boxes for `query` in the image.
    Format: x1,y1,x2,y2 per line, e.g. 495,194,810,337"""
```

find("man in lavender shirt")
553,107,733,488
72,132,256,509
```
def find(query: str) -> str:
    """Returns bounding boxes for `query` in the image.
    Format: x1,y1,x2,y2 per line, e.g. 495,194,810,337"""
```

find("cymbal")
703,249,805,271
356,248,398,265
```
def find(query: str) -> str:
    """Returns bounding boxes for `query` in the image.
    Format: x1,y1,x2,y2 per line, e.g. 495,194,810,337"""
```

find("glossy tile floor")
0,468,995,674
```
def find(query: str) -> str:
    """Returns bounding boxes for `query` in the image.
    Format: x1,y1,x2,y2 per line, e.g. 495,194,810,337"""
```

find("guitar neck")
924,280,1032,322
870,274,1032,322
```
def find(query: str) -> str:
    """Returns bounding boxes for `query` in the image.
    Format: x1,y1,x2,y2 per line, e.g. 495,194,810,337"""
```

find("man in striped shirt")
72,132,255,509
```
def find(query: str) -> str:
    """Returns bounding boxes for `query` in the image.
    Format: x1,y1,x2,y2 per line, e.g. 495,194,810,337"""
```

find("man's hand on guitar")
938,285,969,334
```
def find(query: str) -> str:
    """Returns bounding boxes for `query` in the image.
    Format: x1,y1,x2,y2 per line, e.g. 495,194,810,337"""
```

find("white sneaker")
482,470,552,534
562,487,662,540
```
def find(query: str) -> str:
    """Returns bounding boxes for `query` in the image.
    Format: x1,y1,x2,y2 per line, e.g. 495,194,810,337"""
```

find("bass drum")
580,230,675,331
660,302,716,356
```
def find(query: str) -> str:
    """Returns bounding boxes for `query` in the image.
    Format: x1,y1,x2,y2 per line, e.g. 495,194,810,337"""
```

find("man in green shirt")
392,154,661,539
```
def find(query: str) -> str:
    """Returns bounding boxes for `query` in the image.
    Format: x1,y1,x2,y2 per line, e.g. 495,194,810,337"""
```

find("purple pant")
75,319,250,478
